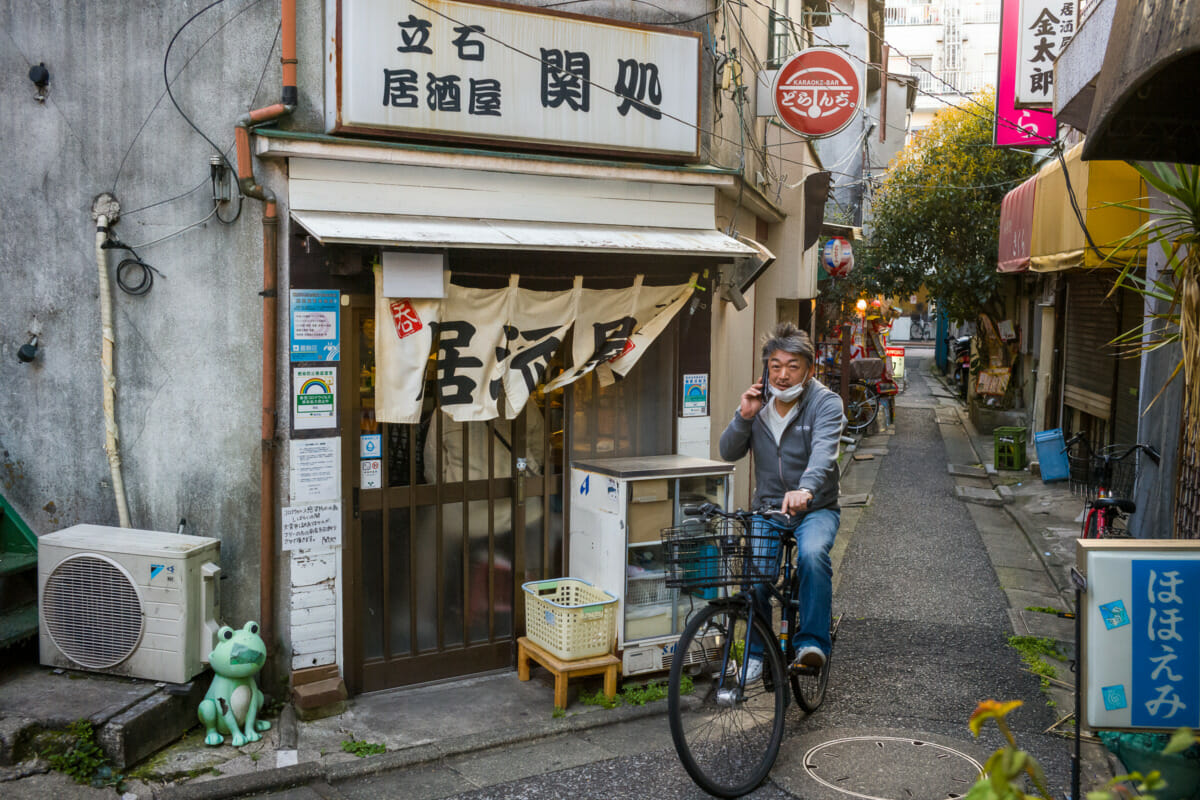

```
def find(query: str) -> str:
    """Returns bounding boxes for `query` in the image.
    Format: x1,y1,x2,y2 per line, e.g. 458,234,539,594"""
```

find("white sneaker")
743,657,763,683
794,645,826,670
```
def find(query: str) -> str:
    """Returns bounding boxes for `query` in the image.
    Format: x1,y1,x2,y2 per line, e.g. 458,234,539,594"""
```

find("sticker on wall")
1102,684,1128,711
290,289,340,361
293,367,337,430
1099,599,1130,630
682,373,708,417
360,458,381,490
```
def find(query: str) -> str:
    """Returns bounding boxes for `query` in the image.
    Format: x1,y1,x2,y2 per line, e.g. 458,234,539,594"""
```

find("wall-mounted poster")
293,366,337,431
289,437,340,503
290,289,340,361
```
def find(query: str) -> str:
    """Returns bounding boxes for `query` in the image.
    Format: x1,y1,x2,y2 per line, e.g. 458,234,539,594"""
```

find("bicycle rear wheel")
667,602,787,799
844,382,879,433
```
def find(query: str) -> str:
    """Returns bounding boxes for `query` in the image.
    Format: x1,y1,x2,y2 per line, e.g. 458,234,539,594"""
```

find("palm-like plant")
1106,162,1200,539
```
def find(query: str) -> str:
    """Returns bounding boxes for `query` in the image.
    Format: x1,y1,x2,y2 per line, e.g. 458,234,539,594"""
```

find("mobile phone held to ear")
760,362,771,403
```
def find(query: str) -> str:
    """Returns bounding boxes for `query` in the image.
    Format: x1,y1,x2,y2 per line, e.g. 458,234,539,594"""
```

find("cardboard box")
630,479,670,503
628,500,673,543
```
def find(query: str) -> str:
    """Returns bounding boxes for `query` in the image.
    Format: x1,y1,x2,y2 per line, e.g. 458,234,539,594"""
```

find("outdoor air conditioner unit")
39,525,222,684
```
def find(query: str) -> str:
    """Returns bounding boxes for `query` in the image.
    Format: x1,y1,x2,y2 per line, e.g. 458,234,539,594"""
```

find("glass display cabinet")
569,455,733,676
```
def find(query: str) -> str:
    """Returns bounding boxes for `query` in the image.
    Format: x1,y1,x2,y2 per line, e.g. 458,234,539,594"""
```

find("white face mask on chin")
770,380,805,403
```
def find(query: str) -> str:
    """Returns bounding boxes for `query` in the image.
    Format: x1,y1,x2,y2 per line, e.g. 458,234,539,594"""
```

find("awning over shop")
1029,142,1145,273
291,210,758,257
998,174,1036,273
287,156,757,258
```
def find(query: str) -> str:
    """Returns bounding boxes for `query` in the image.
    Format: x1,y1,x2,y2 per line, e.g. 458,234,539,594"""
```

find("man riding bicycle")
718,322,845,680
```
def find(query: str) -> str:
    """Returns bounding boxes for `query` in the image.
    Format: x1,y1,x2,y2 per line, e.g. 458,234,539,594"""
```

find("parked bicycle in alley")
1063,433,1160,539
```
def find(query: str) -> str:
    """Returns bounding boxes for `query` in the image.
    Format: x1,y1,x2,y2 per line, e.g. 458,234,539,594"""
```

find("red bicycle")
1063,433,1160,538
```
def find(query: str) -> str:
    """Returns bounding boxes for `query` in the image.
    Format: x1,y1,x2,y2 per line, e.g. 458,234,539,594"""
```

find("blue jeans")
746,508,839,660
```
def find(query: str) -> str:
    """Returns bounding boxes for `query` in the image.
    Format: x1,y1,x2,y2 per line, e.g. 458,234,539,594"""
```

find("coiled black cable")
102,239,164,296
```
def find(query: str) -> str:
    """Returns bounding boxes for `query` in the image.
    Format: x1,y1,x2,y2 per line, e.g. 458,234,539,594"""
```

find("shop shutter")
1062,273,1120,420
1113,286,1142,445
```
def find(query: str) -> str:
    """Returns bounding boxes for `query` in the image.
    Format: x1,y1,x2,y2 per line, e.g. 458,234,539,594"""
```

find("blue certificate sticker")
1099,599,1130,630
290,289,340,361
1102,684,1128,711
360,434,382,459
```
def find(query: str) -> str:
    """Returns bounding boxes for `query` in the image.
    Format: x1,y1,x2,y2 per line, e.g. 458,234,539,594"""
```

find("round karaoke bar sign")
773,48,862,138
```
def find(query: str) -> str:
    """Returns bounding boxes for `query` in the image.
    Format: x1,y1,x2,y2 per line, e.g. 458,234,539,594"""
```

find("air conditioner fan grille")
44,555,143,668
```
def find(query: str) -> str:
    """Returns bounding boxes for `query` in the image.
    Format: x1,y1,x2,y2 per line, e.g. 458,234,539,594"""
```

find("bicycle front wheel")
667,602,787,799
844,382,879,433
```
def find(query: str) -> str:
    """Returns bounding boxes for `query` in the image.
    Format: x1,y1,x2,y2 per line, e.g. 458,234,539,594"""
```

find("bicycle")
661,504,839,798
1063,433,1160,539
910,317,932,341
843,380,880,433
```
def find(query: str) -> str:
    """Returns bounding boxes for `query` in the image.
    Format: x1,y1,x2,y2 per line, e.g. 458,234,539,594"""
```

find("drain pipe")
91,193,132,528
235,0,297,651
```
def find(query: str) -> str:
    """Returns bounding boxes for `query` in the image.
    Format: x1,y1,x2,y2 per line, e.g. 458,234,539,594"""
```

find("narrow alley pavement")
235,356,1081,800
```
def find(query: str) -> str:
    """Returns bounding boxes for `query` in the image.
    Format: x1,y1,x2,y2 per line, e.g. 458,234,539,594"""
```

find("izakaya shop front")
277,144,755,692
275,1,759,693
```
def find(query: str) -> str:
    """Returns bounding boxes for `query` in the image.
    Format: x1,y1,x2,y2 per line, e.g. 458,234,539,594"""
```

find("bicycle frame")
709,532,800,698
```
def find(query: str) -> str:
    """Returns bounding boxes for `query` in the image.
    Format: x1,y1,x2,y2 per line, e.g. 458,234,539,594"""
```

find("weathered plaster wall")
0,0,323,630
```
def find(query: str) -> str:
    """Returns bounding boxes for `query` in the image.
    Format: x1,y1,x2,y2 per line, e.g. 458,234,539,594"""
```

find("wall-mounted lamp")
28,62,49,102
17,335,39,363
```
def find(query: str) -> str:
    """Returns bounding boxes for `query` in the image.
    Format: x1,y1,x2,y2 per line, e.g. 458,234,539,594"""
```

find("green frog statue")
198,621,272,747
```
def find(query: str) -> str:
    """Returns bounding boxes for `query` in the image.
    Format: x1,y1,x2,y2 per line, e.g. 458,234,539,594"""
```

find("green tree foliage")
857,89,1035,325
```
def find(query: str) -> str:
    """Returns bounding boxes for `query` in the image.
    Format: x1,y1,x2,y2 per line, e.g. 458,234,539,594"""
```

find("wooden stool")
517,636,620,710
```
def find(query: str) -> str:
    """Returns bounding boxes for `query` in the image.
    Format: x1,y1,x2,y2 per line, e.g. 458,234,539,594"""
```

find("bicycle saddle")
1092,497,1136,514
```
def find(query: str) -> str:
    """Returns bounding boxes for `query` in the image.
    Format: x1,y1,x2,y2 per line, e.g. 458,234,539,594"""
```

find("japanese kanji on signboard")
335,0,701,158
1015,1,1076,108
772,48,862,139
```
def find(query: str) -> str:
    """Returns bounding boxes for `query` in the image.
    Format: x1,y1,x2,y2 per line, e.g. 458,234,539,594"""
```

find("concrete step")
0,663,208,769
0,602,37,650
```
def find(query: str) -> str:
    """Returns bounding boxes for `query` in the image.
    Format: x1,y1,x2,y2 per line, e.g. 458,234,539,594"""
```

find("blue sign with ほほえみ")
1131,559,1200,728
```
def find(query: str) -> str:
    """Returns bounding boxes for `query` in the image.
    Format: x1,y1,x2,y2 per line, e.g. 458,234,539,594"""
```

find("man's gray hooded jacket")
718,378,846,512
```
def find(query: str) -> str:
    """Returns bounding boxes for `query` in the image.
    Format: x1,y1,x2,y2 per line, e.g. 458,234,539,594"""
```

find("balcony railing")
963,3,1001,24
885,4,942,25
916,69,994,95
886,1,1000,26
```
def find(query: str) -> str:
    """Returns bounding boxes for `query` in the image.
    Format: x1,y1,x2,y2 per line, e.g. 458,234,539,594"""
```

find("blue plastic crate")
1034,428,1069,482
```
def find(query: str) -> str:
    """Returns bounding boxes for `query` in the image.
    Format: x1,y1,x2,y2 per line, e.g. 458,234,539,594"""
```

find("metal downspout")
235,0,297,652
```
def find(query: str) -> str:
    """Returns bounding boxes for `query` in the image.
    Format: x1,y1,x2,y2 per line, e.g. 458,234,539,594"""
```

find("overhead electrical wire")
113,0,269,194
406,0,1042,198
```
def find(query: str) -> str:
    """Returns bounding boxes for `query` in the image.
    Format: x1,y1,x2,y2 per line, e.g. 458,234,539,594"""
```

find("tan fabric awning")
1029,143,1145,273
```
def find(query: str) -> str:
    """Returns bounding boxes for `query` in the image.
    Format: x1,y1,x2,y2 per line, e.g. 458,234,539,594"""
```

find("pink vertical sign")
996,0,1056,147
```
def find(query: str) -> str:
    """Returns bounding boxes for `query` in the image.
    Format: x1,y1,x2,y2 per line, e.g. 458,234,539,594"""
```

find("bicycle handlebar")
688,503,798,524
1060,435,1160,465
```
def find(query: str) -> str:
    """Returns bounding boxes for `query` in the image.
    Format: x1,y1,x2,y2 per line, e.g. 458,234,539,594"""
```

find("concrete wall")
0,0,309,630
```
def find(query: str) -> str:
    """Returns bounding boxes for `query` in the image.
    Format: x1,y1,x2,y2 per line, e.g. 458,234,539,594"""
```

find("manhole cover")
802,735,982,800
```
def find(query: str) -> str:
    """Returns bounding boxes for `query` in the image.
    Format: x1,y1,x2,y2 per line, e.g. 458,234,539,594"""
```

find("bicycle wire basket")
1067,439,1101,499
661,517,783,590
1099,445,1141,500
